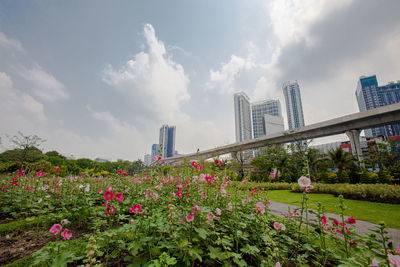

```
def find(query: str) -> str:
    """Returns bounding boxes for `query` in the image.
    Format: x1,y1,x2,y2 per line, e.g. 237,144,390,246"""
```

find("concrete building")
159,125,176,158
263,114,284,136
356,75,400,137
143,154,151,166
282,81,305,130
251,99,283,138
234,92,252,142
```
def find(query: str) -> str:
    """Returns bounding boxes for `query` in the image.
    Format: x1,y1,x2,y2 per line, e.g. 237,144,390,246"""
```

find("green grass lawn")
263,190,400,229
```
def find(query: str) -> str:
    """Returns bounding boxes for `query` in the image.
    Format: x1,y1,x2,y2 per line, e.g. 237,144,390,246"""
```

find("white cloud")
0,32,24,51
206,54,256,94
103,23,190,124
18,65,68,102
0,72,46,136
268,0,352,46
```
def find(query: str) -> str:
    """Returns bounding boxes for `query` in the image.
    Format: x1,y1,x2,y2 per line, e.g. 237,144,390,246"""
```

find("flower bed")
1,170,399,266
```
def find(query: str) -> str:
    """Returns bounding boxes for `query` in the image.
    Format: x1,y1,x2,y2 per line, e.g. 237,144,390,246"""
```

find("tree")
6,132,46,163
327,148,355,171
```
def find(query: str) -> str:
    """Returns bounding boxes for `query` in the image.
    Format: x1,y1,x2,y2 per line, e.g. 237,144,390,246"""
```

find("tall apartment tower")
356,75,400,137
251,99,284,138
282,81,305,130
234,92,252,142
159,125,176,158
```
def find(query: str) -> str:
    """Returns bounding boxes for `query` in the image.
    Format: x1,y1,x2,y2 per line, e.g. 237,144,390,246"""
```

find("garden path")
269,201,400,247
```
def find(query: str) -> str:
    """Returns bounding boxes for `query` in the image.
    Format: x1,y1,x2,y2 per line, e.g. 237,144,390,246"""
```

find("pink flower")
61,229,72,240
106,186,113,191
115,192,124,202
321,216,327,225
205,176,213,184
298,176,311,188
216,208,222,216
207,212,216,221
397,247,400,255
255,202,266,214
275,263,281,267
17,169,26,176
129,204,142,214
35,171,45,177
97,189,103,194
49,224,62,235
197,165,203,171
186,213,195,222
104,191,114,200
346,217,356,224
54,167,61,172
175,191,183,198
273,222,286,231
153,155,162,161
106,206,116,215
370,258,380,267
269,172,276,179
389,255,400,267
192,205,201,214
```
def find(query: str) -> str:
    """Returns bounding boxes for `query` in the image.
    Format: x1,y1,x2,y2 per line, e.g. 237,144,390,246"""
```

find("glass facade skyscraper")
251,99,283,138
234,92,252,142
356,75,400,137
159,125,176,158
282,81,305,130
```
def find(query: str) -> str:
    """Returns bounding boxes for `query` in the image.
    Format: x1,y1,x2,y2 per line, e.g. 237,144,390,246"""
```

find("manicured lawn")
263,190,400,229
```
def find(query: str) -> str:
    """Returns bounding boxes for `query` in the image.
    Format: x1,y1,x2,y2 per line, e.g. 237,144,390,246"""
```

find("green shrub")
320,172,338,184
337,170,350,183
378,170,393,184
359,171,378,184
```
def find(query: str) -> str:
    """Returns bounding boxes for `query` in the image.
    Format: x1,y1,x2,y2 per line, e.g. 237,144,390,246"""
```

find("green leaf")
195,228,208,239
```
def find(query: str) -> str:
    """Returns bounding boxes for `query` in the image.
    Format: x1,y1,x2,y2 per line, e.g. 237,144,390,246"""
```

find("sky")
1,0,400,161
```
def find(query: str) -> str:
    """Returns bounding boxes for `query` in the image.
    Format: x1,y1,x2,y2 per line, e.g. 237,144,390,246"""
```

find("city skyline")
1,1,400,160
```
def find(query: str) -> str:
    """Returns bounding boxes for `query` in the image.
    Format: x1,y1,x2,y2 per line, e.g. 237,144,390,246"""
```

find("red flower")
129,204,142,214
115,192,124,202
104,191,114,200
54,167,61,172
346,217,356,224
49,224,62,235
205,176,213,184
191,161,198,168
321,216,327,225
106,206,116,215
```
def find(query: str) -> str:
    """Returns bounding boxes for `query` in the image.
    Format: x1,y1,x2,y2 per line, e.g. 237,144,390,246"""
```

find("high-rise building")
234,92,252,142
251,99,283,138
159,125,176,158
282,81,305,130
356,75,400,137
151,143,160,162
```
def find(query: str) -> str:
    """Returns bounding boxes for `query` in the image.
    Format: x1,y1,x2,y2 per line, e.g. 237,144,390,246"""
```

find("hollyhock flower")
186,213,195,222
273,222,286,231
36,171,45,177
346,217,356,224
216,208,222,216
197,165,203,171
349,242,358,246
321,216,327,225
102,201,109,207
106,206,116,215
192,205,201,214
191,161,198,168
129,204,142,214
104,191,114,200
175,191,183,198
389,254,400,266
255,202,266,214
201,192,208,199
106,186,113,191
269,172,276,179
98,189,103,194
115,192,124,202
49,224,62,235
60,229,72,240
153,155,162,161
17,169,26,176
208,212,216,221
205,176,213,184
54,167,61,172
397,247,400,254
241,179,248,183
298,176,311,188
275,263,281,267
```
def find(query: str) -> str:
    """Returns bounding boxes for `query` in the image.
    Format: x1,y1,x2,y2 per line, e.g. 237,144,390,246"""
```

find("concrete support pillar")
345,129,365,168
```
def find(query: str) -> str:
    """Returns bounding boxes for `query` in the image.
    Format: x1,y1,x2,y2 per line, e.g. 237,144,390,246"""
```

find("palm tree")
327,148,355,171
